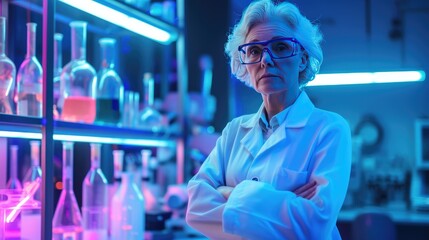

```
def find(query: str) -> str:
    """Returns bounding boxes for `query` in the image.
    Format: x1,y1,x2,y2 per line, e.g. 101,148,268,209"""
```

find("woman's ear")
299,52,308,72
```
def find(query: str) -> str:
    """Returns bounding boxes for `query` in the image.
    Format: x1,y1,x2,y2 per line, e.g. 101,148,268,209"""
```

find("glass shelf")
0,114,177,147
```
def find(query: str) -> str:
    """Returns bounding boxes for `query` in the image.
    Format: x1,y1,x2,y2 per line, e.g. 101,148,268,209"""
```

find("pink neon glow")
6,178,41,223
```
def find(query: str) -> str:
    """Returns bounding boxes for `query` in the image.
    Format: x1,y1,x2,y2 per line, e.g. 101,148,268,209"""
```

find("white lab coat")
186,91,351,240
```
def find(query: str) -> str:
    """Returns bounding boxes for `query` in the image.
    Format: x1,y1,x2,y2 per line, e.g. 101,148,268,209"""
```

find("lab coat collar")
239,91,315,158
240,91,315,129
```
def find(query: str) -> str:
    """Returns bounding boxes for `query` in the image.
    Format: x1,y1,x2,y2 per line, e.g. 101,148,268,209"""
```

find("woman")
186,0,351,239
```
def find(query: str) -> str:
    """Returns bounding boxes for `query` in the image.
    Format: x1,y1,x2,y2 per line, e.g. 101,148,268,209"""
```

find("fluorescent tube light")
59,0,176,44
308,70,426,86
0,130,174,147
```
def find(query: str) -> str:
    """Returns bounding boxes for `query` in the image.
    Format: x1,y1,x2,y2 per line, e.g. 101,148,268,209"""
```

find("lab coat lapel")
240,106,265,158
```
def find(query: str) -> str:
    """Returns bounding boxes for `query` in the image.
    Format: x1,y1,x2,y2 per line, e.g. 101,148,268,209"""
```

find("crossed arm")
217,180,318,200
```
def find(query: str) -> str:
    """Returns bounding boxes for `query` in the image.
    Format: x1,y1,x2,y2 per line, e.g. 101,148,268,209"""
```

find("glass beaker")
60,21,97,124
95,38,123,126
0,189,41,240
16,22,43,117
52,142,83,240
0,17,16,115
82,143,108,240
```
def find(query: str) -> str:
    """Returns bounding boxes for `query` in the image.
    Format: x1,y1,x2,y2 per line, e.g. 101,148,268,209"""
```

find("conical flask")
139,72,164,131
95,38,123,126
52,141,83,240
23,140,42,201
0,17,16,115
60,21,97,124
16,22,43,117
6,145,22,190
53,33,63,119
110,164,144,240
82,143,108,240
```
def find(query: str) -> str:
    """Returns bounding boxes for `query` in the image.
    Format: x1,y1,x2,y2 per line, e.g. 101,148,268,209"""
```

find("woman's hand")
217,186,234,199
293,180,317,199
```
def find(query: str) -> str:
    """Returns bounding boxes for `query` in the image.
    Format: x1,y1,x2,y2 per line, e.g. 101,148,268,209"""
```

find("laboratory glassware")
52,142,83,240
16,22,43,117
22,140,42,201
82,143,108,240
0,17,16,115
0,182,41,240
60,21,97,124
139,72,164,131
110,167,144,239
96,38,123,125
53,33,63,118
108,149,124,237
6,145,22,190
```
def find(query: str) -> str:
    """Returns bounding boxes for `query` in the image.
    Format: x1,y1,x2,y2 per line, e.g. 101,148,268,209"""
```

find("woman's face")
244,18,306,98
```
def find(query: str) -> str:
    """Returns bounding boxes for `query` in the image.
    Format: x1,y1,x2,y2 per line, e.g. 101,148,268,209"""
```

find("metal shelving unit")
0,0,188,238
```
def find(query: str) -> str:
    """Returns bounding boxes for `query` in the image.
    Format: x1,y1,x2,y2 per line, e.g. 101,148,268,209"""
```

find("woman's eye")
248,46,262,56
273,43,292,52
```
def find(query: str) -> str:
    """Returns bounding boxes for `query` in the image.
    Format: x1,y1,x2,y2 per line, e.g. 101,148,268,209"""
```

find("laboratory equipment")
23,140,42,201
6,145,22,190
0,179,41,240
82,143,108,240
96,38,123,126
110,164,144,239
53,33,63,118
16,22,43,117
60,21,97,124
139,72,164,131
0,16,16,115
52,142,83,240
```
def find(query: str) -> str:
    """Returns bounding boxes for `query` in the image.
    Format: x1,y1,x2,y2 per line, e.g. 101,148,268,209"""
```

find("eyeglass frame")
238,37,304,64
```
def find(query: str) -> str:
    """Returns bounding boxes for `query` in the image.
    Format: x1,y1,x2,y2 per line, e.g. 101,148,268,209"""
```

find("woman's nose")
260,48,274,66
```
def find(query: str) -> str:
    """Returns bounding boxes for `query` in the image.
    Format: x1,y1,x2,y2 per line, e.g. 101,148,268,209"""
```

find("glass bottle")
6,145,22,190
23,140,42,201
52,141,83,240
95,38,123,126
139,72,164,131
60,21,97,124
16,22,43,117
108,150,124,237
82,143,108,240
0,17,16,115
110,165,144,240
53,33,63,119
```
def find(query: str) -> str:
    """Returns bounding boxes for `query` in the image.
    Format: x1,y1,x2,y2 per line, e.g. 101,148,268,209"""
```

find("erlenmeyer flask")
0,17,16,115
95,38,123,126
139,72,164,131
60,21,97,124
6,145,22,190
23,140,42,201
52,142,83,240
16,22,43,117
110,168,144,240
53,33,63,119
82,143,108,240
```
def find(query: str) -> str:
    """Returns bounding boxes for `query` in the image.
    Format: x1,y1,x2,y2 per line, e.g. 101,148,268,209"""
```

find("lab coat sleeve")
222,118,352,240
186,123,244,240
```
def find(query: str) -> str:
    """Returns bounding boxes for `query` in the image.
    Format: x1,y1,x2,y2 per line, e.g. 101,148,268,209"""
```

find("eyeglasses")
238,37,303,64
